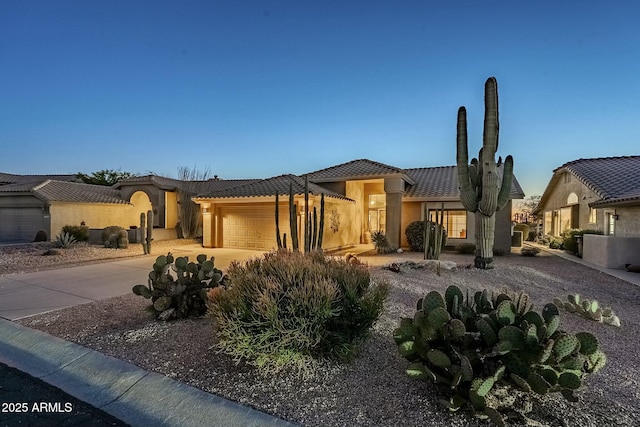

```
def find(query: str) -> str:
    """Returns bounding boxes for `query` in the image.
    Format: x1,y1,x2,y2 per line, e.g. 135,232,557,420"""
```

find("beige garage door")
221,206,289,250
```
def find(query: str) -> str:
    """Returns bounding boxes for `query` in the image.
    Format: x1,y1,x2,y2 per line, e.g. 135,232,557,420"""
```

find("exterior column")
384,177,405,250
201,204,212,247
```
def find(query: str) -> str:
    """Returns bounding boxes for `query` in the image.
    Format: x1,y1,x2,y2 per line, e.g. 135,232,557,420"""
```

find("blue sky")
1,1,639,197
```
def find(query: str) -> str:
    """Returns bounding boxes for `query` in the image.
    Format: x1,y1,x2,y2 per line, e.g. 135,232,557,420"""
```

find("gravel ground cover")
6,243,640,426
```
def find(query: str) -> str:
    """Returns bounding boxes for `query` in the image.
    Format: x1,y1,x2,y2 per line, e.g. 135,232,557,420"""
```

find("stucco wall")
321,199,359,249
612,206,640,237
49,202,142,237
539,173,603,235
346,181,365,242
583,234,640,269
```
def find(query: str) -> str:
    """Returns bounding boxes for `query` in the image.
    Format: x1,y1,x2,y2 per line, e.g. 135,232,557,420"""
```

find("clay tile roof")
404,165,525,199
0,172,78,185
195,174,352,201
30,180,128,204
201,179,260,194
114,174,184,190
307,159,412,182
561,156,640,200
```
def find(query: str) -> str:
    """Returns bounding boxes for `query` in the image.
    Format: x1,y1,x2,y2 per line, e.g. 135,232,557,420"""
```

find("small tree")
515,195,541,223
76,169,135,186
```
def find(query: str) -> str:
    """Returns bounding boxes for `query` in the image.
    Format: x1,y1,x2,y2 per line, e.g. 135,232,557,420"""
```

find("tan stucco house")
193,159,524,253
0,159,524,252
533,156,640,268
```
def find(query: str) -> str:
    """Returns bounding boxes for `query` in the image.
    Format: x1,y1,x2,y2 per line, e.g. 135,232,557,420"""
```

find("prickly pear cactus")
553,294,621,327
132,252,225,320
395,285,607,425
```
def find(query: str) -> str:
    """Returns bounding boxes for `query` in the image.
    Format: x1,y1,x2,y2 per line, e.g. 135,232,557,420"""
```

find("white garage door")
221,206,289,250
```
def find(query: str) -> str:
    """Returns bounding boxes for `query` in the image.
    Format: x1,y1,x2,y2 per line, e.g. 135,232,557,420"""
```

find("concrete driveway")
0,246,264,320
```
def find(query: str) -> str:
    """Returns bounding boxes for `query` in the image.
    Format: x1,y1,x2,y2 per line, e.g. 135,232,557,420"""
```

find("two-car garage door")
221,206,290,250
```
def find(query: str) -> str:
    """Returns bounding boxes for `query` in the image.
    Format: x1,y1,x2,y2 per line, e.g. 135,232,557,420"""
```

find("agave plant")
55,231,77,248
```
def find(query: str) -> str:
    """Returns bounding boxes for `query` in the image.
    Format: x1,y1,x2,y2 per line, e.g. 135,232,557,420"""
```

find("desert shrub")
61,225,90,242
514,223,529,240
33,229,48,242
527,231,537,242
548,237,563,249
520,247,540,257
132,253,224,320
54,232,77,248
209,250,389,373
561,229,602,255
456,243,476,254
101,226,130,248
405,221,448,253
371,230,394,253
395,286,607,425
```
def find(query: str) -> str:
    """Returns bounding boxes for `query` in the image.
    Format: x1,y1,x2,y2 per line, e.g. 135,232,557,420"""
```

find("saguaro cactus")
146,210,154,255
456,77,514,269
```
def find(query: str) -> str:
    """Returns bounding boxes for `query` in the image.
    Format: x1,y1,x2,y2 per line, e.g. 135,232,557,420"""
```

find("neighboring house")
533,156,640,268
193,159,525,253
1,159,525,251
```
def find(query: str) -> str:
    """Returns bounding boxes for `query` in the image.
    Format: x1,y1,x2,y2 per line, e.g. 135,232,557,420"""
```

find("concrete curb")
0,319,298,427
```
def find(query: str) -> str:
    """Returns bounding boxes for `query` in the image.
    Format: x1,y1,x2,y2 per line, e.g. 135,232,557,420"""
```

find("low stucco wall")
583,234,640,269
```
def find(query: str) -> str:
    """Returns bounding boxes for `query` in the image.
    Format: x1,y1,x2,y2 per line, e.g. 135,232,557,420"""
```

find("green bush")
62,225,90,242
395,286,607,424
527,231,537,242
548,237,563,249
561,229,602,255
209,250,389,373
405,221,448,253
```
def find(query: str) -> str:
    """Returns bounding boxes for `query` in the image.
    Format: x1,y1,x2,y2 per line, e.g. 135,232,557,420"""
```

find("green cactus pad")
564,302,578,313
483,407,506,427
155,255,168,267
471,377,495,397
576,332,599,355
422,291,446,312
406,362,428,379
524,324,539,348
538,339,554,364
196,254,207,264
552,297,564,308
560,354,586,371
460,355,474,381
153,296,172,312
498,325,525,350
496,300,516,325
202,260,214,273
558,371,582,389
445,285,464,313
553,335,580,360
174,257,188,270
492,340,513,355
132,284,151,298
521,311,544,330
426,349,452,368
393,318,417,345
545,315,560,339
540,368,558,386
527,371,551,394
561,389,579,402
398,340,416,358
568,294,580,305
427,307,451,330
448,319,466,340
587,350,607,373
469,389,486,410
542,303,560,323
477,318,498,346
187,262,199,274
503,352,529,378
509,373,532,392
